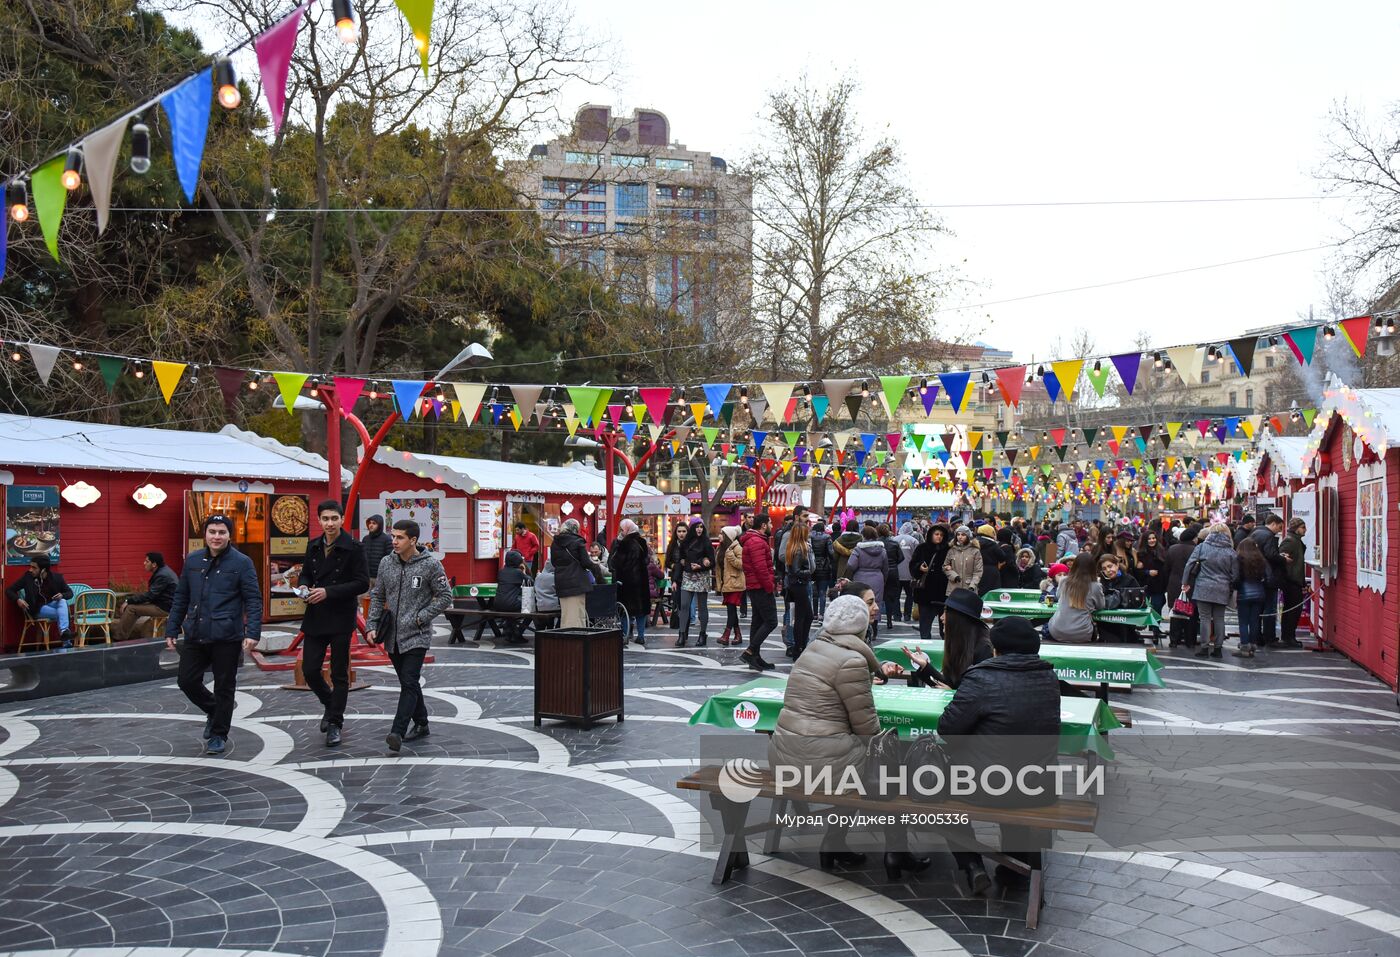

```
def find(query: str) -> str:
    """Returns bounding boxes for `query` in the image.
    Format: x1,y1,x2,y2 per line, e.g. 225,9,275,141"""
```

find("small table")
873,639,1165,703
690,675,1121,759
980,591,1163,630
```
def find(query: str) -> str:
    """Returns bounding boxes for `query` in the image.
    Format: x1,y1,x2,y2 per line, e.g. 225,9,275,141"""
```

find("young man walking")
367,520,452,753
300,500,370,747
166,515,262,755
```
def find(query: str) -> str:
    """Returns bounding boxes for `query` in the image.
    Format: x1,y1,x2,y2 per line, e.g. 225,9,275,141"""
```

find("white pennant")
83,117,128,235
451,383,487,424
29,344,62,385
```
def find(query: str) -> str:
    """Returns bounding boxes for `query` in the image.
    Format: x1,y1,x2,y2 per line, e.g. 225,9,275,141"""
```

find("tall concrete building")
507,105,752,327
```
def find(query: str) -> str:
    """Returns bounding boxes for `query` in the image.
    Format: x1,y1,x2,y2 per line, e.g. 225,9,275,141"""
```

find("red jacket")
739,529,776,593
515,530,540,562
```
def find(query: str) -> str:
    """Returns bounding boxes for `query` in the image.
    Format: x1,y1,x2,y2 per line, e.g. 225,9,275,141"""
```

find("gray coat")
846,540,889,595
1185,531,1239,606
1048,580,1105,643
367,547,453,653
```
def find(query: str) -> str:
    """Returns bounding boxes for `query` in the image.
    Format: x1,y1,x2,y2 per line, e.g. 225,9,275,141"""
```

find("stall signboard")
475,500,503,559
6,485,60,566
268,494,311,618
385,495,441,552
1291,484,1318,565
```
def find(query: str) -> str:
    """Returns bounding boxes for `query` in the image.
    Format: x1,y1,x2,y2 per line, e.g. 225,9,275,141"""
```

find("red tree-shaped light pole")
740,456,785,515
821,467,859,521
883,475,910,526
600,428,677,544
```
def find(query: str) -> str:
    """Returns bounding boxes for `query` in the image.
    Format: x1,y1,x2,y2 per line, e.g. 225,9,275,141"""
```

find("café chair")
73,589,117,647
17,615,54,653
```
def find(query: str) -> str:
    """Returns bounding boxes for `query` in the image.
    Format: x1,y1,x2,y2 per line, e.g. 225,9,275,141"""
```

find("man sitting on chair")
6,555,75,644
115,552,179,640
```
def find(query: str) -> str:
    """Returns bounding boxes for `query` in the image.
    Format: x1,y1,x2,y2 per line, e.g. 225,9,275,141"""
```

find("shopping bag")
1171,590,1194,617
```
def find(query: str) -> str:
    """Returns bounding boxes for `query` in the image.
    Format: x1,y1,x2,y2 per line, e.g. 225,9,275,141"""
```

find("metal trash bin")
534,627,624,727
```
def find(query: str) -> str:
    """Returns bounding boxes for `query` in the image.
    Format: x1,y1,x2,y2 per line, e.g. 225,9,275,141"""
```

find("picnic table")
689,675,1121,759
873,638,1164,704
980,588,1162,629
446,583,555,644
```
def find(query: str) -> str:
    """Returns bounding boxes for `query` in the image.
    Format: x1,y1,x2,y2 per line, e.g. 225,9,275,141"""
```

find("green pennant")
97,356,124,392
701,426,719,447
720,401,735,426
31,157,68,262
784,430,800,447
1082,427,1097,447
1301,408,1317,428
592,389,613,427
878,375,911,417
566,386,601,425
874,451,887,465
393,0,435,74
1085,364,1112,397
272,372,309,415
995,430,1009,448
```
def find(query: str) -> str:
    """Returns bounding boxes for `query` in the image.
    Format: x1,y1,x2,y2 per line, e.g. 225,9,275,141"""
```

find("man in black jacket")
361,515,392,587
938,616,1060,894
114,552,179,640
167,515,263,755
300,500,370,747
551,519,606,628
5,555,74,643
1249,514,1286,647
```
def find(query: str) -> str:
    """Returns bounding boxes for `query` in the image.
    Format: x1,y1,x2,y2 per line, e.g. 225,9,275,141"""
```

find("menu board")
6,485,60,566
475,500,503,559
268,494,311,618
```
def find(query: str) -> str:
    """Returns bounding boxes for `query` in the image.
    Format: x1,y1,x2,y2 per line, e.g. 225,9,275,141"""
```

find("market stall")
0,413,346,650
354,445,672,583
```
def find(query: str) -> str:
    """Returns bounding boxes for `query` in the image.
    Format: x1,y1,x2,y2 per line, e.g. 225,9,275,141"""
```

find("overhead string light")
129,119,151,174
214,58,242,110
332,0,359,43
7,181,29,222
61,148,83,191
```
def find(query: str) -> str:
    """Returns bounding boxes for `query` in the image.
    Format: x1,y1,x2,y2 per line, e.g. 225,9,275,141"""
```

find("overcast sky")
555,0,1400,364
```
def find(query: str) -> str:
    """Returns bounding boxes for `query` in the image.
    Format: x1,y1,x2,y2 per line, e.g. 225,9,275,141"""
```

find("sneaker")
1278,638,1303,649
404,722,430,741
386,732,403,753
203,716,214,741
205,735,226,755
325,726,342,747
1231,647,1254,658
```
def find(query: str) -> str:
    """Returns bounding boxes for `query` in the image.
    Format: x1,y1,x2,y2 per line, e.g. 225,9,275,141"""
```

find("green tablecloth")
981,596,1162,628
454,583,498,599
873,640,1165,689
982,588,1045,604
689,675,1121,758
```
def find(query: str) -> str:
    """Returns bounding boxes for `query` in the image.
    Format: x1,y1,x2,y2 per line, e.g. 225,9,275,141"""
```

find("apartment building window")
614,221,645,235
540,199,605,214
1229,391,1237,407
560,220,604,234
543,178,605,195
615,182,648,218
1228,361,1238,375
564,151,599,165
612,154,648,168
1265,355,1276,369
1265,384,1275,407
1201,370,1211,384
655,157,693,170
1246,388,1254,408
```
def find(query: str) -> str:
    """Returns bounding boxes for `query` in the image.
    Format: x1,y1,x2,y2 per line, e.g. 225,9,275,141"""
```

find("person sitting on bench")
494,549,529,644
937,615,1060,895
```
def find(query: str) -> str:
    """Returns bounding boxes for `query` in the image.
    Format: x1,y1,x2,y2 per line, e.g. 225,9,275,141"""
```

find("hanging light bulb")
214,58,241,109
72,353,84,372
249,378,260,391
61,148,83,191
1323,325,1336,341
918,377,928,395
1035,365,1045,378
1153,352,1163,368
332,0,358,43
129,120,151,174
859,380,869,398
413,31,428,55
7,180,29,222
1388,318,1397,335
9,350,22,363
133,362,146,379
1093,359,1101,372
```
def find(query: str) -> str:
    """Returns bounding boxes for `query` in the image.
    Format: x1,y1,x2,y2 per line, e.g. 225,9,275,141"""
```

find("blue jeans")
812,577,831,616
37,599,69,633
1237,598,1262,648
624,610,648,642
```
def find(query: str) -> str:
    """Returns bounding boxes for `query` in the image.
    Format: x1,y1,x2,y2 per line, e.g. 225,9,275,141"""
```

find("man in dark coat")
300,501,371,746
361,516,392,586
551,519,606,628
938,616,1060,893
1248,514,1286,647
494,549,530,644
975,524,1005,595
114,551,179,640
1164,524,1201,648
167,515,263,755
609,520,652,647
5,554,74,642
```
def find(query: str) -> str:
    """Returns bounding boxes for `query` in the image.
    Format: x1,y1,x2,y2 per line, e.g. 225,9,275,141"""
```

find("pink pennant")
1196,419,1211,437
254,3,307,135
606,404,625,425
333,376,366,415
637,387,671,424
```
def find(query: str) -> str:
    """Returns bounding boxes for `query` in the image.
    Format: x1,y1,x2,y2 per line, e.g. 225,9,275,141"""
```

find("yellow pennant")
690,402,708,426
152,361,186,404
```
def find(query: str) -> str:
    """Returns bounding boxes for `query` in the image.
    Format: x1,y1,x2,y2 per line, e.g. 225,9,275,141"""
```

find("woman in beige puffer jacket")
716,525,747,645
942,525,984,593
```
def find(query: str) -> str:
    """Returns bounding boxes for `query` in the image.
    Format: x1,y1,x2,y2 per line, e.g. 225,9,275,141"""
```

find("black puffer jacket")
910,539,950,604
495,550,527,612
551,530,605,598
937,653,1061,807
361,529,392,575
1164,526,1201,598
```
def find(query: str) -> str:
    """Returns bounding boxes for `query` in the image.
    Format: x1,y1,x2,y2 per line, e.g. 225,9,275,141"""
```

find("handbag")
861,727,901,800
905,732,952,801
1171,589,1195,617
374,607,396,646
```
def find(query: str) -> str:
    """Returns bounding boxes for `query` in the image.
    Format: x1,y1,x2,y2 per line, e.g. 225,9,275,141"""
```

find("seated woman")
1046,555,1104,644
533,559,560,622
493,549,529,644
1096,552,1141,643
769,592,884,871
897,588,992,690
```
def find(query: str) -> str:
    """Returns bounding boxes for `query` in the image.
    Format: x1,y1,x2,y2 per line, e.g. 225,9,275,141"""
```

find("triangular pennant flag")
605,403,625,426
333,377,366,415
811,395,830,422
822,378,858,411
1301,408,1317,428
28,344,61,386
254,3,307,135
152,361,186,404
1283,326,1318,365
748,397,769,425
452,383,486,424
567,386,601,425
1085,364,1112,397
1110,353,1141,395
274,372,310,415
564,414,580,437
450,400,461,421
638,387,671,423
844,394,863,421
995,430,1009,448
885,432,903,453
1041,371,1061,404
391,379,429,419
878,375,911,418
1050,360,1084,402
751,430,767,451
99,356,127,393
510,385,543,418
619,421,636,441
688,401,708,425
939,372,971,412
758,382,796,421
1082,427,1098,448
83,117,128,235
159,68,213,204
994,367,1026,407
1166,345,1205,384
591,389,612,427
702,426,719,447
1050,428,1067,447
1338,316,1371,357
1166,422,1183,442
393,0,435,74
703,383,731,419
1005,448,1018,466
31,157,68,262
920,386,940,415
1226,336,1258,377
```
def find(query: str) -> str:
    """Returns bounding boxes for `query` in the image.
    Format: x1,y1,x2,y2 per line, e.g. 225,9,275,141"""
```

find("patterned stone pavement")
2,610,1400,957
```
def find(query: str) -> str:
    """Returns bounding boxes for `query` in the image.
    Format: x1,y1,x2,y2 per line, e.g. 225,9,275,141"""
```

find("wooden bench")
443,607,558,644
677,765,1098,930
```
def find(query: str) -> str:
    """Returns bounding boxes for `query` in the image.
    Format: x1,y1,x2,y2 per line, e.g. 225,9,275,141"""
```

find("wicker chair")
73,589,117,647
16,615,54,653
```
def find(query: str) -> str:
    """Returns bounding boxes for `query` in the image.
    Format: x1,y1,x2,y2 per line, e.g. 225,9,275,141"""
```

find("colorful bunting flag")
939,372,971,412
1226,336,1258,377
83,117,128,235
1338,316,1371,357
1282,326,1317,365
213,367,244,409
391,379,428,419
393,0,435,74
333,377,366,414
152,360,186,404
159,68,213,204
638,387,671,423
1050,360,1084,402
31,157,67,262
273,371,310,415
100,356,127,392
452,383,486,424
702,383,731,419
878,375,910,417
1110,353,1141,395
254,3,307,135
29,344,61,385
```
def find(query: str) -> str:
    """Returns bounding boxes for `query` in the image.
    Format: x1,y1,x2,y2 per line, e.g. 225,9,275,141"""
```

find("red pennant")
214,367,245,412
638,387,672,423
995,367,1026,406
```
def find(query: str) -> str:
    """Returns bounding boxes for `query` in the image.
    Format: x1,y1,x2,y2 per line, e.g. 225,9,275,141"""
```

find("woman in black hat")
900,588,992,689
